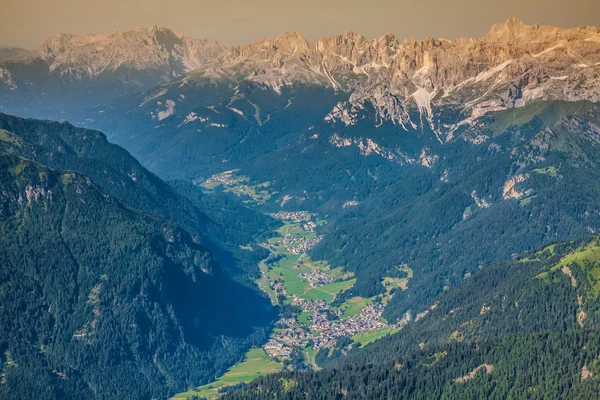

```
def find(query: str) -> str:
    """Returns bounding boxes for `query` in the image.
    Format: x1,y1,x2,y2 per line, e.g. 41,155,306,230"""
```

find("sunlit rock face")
185,18,600,135
2,18,599,137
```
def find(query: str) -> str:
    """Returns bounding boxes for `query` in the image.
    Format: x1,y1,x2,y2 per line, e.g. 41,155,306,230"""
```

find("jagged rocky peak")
217,31,312,63
2,19,600,126
484,17,531,42
315,31,399,78
484,17,600,43
274,31,311,54
317,31,369,53
318,18,600,131
30,26,224,75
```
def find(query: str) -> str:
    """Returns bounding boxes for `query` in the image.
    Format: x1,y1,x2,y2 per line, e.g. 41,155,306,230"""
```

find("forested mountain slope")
312,101,600,320
0,152,275,399
223,237,600,399
0,112,279,282
81,79,600,325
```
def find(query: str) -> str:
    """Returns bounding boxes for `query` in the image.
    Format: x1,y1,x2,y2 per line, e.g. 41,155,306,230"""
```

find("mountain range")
2,17,600,399
0,26,224,114
2,18,599,123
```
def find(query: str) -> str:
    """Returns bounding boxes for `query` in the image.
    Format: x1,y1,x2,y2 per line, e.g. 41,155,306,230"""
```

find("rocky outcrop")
453,364,495,383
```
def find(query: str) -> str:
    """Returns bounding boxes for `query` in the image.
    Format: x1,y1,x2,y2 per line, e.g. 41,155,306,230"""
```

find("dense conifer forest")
0,115,277,398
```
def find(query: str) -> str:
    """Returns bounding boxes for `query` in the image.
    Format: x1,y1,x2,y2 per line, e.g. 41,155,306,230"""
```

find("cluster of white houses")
299,270,332,287
264,296,390,358
273,211,309,223
274,236,322,254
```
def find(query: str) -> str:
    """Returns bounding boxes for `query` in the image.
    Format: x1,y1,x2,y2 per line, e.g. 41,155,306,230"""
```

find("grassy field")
353,326,400,347
201,171,272,204
551,241,600,295
303,288,335,302
319,278,356,294
172,348,282,399
276,223,307,237
553,242,600,271
264,225,354,304
340,297,372,318
266,255,310,297
257,261,278,304
0,129,23,147
304,346,318,369
382,277,409,294
298,311,314,324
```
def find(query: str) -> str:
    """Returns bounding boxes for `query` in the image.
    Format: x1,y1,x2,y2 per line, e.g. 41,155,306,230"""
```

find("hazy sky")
1,0,599,49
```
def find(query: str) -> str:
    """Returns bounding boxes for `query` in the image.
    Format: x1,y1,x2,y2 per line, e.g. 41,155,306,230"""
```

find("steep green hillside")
222,237,600,399
312,101,600,320
0,112,278,283
0,152,274,399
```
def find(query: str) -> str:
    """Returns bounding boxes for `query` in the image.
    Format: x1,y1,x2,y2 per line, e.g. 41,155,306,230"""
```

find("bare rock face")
30,26,224,79
1,18,599,126
185,18,600,135
0,26,224,110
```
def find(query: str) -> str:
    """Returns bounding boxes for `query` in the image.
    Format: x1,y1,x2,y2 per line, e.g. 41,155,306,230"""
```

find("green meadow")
340,297,372,318
353,326,400,347
172,348,281,400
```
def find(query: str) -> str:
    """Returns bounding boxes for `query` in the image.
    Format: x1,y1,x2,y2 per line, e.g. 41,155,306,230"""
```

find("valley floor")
172,173,411,399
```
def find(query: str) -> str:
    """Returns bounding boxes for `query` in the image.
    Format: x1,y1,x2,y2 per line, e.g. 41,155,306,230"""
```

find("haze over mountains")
2,16,600,399
0,26,224,112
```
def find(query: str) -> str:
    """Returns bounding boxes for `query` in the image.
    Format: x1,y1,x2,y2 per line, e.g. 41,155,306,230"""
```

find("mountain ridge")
0,26,225,115
3,18,599,121
57,18,600,147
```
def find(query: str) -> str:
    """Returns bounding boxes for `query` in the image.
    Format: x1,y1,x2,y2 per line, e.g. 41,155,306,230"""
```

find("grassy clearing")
257,262,278,305
0,129,23,147
518,196,536,207
533,166,560,178
304,346,318,369
266,255,311,298
318,279,356,295
353,326,399,347
383,277,409,293
541,244,557,256
298,311,314,324
172,348,282,399
276,223,300,236
303,288,335,302
340,297,372,318
545,241,600,296
551,243,600,275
